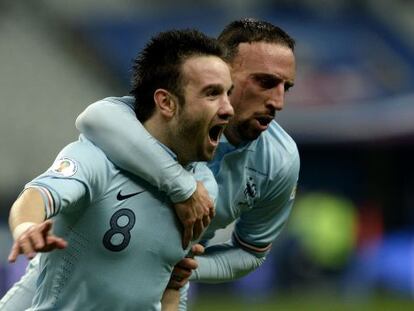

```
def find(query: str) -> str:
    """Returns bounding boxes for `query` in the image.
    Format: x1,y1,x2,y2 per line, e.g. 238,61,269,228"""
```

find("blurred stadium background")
1,0,414,309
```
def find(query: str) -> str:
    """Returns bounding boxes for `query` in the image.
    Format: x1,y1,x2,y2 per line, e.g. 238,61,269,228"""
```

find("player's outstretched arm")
76,99,214,247
8,188,67,263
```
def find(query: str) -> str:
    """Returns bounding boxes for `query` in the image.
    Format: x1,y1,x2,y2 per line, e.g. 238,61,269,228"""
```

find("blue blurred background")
1,0,413,309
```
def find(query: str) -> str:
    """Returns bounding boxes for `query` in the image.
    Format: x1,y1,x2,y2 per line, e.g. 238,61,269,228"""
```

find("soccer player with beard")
2,18,300,310
75,18,300,310
2,29,233,310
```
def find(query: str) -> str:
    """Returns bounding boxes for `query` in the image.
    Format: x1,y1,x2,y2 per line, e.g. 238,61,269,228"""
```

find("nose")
266,83,285,112
218,95,234,120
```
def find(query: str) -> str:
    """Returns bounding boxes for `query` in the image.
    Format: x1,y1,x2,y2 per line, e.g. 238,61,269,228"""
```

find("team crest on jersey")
50,158,77,177
244,177,257,199
235,177,257,213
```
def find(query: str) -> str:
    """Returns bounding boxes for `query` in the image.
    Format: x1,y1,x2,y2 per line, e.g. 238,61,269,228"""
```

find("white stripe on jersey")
233,231,272,253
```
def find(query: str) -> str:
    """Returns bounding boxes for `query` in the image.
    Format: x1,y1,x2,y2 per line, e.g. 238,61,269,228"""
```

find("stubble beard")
176,115,208,163
227,118,262,145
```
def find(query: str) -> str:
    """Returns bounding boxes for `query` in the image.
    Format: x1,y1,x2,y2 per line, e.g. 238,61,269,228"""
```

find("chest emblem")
244,177,257,199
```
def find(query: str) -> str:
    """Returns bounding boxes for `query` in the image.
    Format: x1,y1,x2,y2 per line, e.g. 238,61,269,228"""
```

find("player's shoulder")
262,121,298,155
94,96,135,110
59,135,106,157
254,121,300,176
190,162,218,202
55,135,113,172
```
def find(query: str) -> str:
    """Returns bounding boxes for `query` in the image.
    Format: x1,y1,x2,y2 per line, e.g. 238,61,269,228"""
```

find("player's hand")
8,219,67,263
167,244,204,290
174,182,215,248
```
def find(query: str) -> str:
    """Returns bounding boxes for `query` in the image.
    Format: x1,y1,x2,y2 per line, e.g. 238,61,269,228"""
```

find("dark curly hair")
130,29,225,122
218,18,295,62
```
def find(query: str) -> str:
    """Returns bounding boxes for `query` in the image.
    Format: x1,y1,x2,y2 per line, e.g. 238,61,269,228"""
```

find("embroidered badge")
244,177,257,199
50,158,77,177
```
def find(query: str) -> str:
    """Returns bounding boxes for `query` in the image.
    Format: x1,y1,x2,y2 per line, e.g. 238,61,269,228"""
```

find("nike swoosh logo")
117,190,145,201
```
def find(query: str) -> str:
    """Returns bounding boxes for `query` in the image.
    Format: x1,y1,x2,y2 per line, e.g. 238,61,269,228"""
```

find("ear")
154,89,176,118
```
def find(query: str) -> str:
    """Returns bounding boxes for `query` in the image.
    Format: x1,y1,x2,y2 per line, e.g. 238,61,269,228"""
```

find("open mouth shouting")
208,123,227,146
255,115,274,131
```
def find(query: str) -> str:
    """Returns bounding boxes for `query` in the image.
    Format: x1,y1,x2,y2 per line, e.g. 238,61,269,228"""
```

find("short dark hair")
131,29,225,122
218,18,295,62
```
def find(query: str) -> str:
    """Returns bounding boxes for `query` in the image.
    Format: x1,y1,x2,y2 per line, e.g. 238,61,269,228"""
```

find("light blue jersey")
0,255,39,310
2,135,217,311
1,96,298,310
203,122,299,255
74,97,299,280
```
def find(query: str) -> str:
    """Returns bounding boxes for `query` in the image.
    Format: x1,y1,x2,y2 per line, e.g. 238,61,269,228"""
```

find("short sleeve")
192,162,218,204
26,136,111,218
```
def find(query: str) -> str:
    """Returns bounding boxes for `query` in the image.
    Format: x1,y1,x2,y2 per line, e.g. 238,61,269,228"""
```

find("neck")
143,116,165,144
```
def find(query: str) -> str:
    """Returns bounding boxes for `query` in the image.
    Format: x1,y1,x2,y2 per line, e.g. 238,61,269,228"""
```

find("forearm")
8,187,68,262
9,188,46,238
191,241,266,283
161,289,180,311
76,99,216,245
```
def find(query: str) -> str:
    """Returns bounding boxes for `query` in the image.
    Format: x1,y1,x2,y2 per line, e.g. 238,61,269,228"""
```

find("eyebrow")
251,73,294,86
200,84,225,94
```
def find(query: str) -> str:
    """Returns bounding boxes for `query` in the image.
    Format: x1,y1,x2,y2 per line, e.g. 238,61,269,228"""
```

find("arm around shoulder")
76,97,197,203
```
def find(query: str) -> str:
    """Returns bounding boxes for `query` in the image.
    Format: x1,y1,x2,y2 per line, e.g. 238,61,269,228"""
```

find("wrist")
170,176,197,203
12,222,36,240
